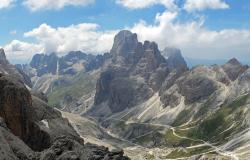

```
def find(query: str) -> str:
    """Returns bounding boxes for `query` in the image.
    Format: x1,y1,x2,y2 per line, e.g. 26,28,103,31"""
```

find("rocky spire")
222,57,248,81
162,47,188,70
226,58,241,66
110,30,140,61
0,49,9,64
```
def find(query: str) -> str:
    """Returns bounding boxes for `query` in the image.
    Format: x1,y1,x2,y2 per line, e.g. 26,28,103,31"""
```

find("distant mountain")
161,47,188,70
185,57,250,68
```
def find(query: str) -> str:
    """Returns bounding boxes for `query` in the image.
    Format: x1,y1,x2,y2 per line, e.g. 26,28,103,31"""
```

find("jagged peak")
0,48,9,64
115,30,134,38
162,47,182,58
110,30,139,58
143,41,158,50
161,47,187,70
226,58,241,66
112,30,137,47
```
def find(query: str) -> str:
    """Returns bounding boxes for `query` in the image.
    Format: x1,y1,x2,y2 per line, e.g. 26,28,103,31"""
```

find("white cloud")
184,0,229,12
4,40,43,62
116,0,177,10
10,30,17,35
23,23,116,56
0,0,14,9
23,0,95,11
130,11,250,59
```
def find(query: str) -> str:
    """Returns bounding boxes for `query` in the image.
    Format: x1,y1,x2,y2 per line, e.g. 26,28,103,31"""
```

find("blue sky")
1,0,250,63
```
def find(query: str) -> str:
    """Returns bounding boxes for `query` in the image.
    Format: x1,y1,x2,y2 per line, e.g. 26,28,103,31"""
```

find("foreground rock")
0,49,32,87
0,73,129,159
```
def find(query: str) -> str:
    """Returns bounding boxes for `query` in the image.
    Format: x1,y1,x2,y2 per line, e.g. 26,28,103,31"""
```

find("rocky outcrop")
0,72,130,159
0,49,32,88
110,30,141,65
0,74,56,150
162,47,188,71
222,58,248,81
0,74,31,139
0,48,9,64
94,66,154,113
40,136,129,160
30,53,59,76
178,76,217,104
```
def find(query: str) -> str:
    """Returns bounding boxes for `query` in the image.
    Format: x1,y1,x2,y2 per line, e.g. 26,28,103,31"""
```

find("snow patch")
41,120,49,128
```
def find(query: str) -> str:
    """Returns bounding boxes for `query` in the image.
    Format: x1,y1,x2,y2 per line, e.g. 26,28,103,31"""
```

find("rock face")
40,136,129,160
30,53,59,76
0,48,9,64
0,72,130,159
93,30,186,114
162,47,188,70
0,73,78,151
0,74,31,139
178,76,217,104
0,49,32,88
222,58,249,81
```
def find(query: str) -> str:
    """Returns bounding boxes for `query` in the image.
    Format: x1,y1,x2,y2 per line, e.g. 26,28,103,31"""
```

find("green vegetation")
144,154,155,160
194,95,214,119
172,109,192,127
135,131,163,145
48,71,98,106
228,93,249,109
165,146,212,159
165,129,200,147
188,94,249,143
162,93,250,159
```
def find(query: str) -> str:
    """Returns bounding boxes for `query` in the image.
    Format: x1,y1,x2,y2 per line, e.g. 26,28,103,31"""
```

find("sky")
0,0,250,64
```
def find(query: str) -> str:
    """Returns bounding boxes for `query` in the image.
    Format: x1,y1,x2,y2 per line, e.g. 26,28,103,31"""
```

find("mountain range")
1,30,250,160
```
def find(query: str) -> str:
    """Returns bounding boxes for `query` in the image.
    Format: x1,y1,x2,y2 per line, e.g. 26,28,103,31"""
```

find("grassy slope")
162,94,249,159
48,71,99,107
189,94,249,143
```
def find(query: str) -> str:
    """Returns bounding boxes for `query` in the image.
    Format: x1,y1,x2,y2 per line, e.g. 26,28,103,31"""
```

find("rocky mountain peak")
162,47,181,57
223,57,248,81
226,58,241,66
0,48,9,64
162,47,188,70
110,30,139,59
30,53,59,76
143,41,160,55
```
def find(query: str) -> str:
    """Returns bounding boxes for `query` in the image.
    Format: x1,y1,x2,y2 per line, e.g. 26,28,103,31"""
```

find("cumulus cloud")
23,0,95,11
0,0,14,9
116,0,177,10
130,11,250,59
4,40,43,62
22,23,117,56
184,0,229,12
